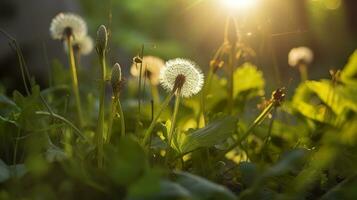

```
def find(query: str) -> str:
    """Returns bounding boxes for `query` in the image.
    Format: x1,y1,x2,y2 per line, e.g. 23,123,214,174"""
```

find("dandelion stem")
299,63,308,82
224,102,274,154
143,92,175,146
118,99,125,137
168,92,181,147
107,95,126,142
96,49,107,168
227,46,235,114
107,96,117,142
66,36,84,127
200,66,214,127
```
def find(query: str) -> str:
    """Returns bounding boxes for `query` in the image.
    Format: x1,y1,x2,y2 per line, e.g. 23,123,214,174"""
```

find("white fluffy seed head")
131,56,165,85
64,35,93,55
159,58,204,98
50,13,87,40
288,46,314,67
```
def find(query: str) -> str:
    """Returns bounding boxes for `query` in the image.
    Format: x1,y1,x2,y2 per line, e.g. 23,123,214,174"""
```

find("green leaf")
306,80,357,115
127,169,161,199
292,82,337,125
265,149,306,177
177,116,238,154
233,63,265,98
133,180,191,200
341,50,357,85
174,171,236,200
107,136,148,186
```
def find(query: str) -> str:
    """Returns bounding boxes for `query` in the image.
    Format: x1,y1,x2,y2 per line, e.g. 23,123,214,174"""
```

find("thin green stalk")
299,63,308,82
199,67,214,127
107,96,118,142
107,95,125,142
35,111,85,140
142,92,175,146
13,128,21,166
137,45,145,115
66,36,83,127
138,62,143,114
260,107,277,160
168,93,181,147
227,47,234,114
117,99,125,137
96,52,107,168
224,102,274,154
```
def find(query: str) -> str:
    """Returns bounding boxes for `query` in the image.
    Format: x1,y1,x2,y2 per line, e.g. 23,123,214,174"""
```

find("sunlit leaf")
177,116,238,154
341,50,357,85
233,63,265,98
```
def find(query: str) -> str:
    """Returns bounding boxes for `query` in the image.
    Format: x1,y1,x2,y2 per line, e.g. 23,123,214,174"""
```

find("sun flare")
221,0,258,10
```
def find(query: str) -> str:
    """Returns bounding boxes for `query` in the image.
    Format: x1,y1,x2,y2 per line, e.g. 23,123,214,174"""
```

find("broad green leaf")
238,162,258,187
107,136,148,186
292,82,337,125
265,149,306,177
177,116,238,154
134,180,191,200
233,63,265,98
127,169,161,199
174,171,236,200
306,80,357,115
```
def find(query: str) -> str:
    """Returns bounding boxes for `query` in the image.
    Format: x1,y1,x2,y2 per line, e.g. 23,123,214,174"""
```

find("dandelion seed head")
131,56,165,85
50,13,87,40
288,46,313,67
159,58,204,98
64,35,93,55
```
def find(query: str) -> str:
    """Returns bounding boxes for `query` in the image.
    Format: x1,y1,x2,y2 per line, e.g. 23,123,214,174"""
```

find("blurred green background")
81,0,357,87
1,0,357,92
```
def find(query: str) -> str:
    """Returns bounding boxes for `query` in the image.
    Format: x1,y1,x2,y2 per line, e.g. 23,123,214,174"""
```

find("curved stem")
66,36,83,127
35,111,85,140
142,92,174,146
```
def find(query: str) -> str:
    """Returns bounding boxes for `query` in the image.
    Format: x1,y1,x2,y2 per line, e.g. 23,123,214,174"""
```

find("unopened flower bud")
96,25,108,56
111,63,122,95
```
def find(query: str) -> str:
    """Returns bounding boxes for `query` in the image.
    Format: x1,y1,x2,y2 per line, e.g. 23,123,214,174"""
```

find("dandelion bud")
96,25,108,56
111,63,122,95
